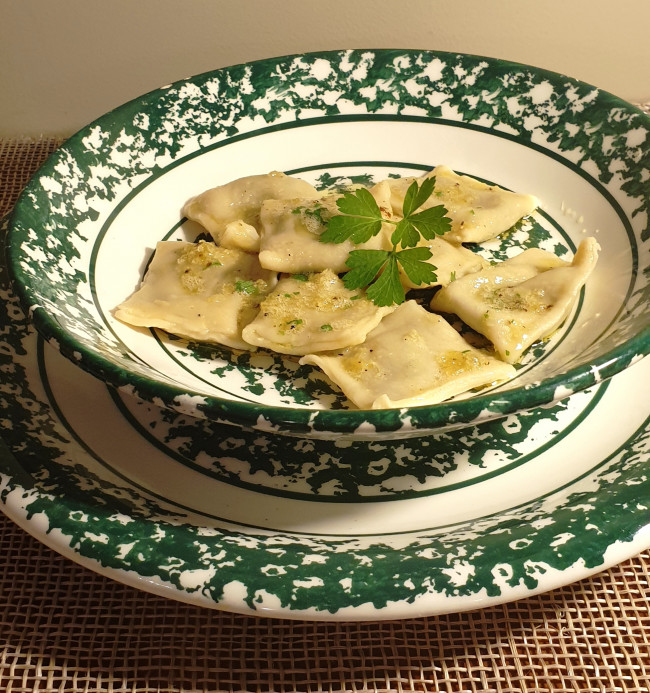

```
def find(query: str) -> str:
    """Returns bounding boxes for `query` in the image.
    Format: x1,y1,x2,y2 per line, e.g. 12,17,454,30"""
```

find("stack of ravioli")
115,168,599,410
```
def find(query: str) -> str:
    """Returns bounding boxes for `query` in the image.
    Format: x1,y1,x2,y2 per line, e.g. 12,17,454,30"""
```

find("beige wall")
1,0,649,137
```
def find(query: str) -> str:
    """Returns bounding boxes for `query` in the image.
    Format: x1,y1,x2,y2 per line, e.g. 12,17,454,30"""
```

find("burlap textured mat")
1,135,650,692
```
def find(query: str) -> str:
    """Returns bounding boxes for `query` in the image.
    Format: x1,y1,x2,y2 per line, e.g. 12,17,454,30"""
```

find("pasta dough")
430,238,600,363
300,301,516,409
242,269,395,355
114,240,277,350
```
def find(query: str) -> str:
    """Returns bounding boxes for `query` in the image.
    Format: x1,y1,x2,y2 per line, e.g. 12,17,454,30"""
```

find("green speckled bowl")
6,49,650,440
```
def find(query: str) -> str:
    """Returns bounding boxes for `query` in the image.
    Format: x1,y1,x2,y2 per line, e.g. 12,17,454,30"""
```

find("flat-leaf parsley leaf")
319,187,384,244
319,177,451,306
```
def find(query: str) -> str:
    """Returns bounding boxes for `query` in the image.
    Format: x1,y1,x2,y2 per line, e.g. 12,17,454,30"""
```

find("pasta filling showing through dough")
300,301,516,409
430,238,601,363
242,269,395,356
114,240,277,351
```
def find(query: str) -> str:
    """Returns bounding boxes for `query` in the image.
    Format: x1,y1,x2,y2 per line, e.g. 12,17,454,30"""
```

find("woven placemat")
1,135,650,693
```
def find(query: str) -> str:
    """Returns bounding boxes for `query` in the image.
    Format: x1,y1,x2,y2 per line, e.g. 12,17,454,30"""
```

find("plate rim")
1,348,649,621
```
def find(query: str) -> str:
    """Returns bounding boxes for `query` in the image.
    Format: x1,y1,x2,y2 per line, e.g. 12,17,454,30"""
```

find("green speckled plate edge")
1,202,650,620
5,49,650,437
1,352,649,620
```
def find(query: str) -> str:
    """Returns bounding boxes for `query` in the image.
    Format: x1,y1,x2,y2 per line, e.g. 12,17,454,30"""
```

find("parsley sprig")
319,177,451,306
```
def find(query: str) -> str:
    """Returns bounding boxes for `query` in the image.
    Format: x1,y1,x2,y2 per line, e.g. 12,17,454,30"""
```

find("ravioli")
399,236,489,290
389,165,538,243
257,182,393,274
241,269,395,355
114,240,277,350
118,167,597,411
430,238,600,363
182,171,321,252
300,301,516,409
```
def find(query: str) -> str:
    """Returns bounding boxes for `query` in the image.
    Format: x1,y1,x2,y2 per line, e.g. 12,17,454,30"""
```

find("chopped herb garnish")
319,178,451,306
235,280,258,295
320,324,333,332
293,203,327,225
292,274,309,282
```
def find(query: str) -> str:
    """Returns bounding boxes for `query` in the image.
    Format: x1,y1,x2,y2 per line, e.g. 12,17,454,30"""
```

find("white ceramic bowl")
6,49,650,442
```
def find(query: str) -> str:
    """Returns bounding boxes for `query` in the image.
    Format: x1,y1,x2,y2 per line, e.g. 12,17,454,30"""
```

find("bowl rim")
6,48,650,436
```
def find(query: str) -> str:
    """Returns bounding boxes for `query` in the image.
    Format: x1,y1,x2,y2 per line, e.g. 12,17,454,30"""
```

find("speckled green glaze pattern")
110,385,604,500
6,50,650,438
1,213,650,618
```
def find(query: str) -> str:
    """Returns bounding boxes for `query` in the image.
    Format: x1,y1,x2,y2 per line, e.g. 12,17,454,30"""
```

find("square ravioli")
114,240,277,350
258,181,393,274
300,300,516,409
430,238,600,363
242,269,395,355
388,165,539,243
182,171,321,252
